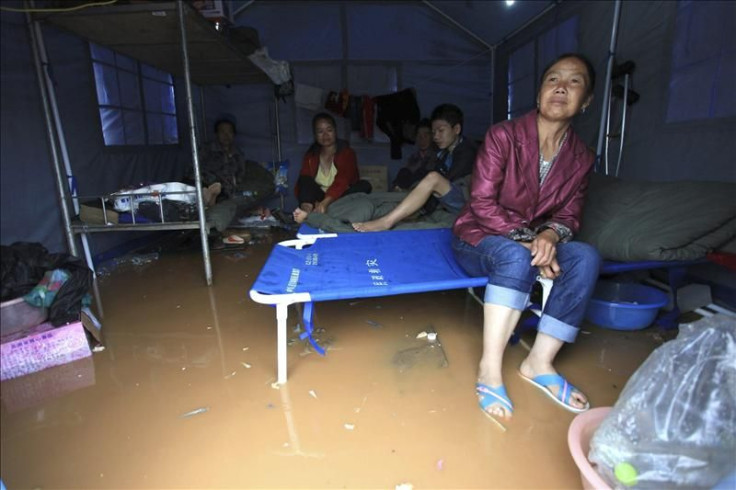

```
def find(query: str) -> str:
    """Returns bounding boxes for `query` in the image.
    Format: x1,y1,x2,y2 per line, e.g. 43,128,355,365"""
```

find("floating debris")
395,484,413,490
242,347,249,351
224,371,237,379
180,407,209,418
92,345,106,353
436,459,444,471
416,331,428,339
365,320,382,328
344,423,355,430
241,362,252,369
271,382,280,390
309,390,318,399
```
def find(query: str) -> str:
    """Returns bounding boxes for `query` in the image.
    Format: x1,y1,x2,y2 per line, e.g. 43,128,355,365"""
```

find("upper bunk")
34,0,269,86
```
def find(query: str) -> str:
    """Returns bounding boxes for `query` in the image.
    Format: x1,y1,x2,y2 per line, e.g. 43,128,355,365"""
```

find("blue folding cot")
249,227,552,384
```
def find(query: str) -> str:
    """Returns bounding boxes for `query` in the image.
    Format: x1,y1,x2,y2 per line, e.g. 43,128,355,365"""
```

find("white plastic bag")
112,182,197,212
589,314,736,489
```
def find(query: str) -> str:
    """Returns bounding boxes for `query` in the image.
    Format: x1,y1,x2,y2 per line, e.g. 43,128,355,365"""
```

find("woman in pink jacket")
452,53,600,428
293,113,372,224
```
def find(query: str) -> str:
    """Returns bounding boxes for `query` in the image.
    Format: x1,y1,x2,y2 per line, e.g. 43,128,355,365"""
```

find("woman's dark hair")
430,104,464,131
312,112,337,133
539,53,596,96
417,118,432,130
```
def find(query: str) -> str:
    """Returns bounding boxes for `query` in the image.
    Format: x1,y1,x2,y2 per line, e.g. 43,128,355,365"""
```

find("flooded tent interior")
1,0,735,489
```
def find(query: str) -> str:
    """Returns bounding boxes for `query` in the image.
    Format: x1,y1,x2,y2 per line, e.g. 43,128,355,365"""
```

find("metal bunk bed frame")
29,0,269,288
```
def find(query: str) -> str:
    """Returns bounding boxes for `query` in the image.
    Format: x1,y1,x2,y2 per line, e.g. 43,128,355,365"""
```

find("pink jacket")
453,111,594,246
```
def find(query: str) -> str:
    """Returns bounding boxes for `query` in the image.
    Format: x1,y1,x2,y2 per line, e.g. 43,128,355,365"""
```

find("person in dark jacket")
391,118,438,191
187,116,275,237
293,113,371,224
353,103,477,231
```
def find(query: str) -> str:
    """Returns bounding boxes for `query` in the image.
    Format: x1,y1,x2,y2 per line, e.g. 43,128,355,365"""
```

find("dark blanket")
578,173,736,261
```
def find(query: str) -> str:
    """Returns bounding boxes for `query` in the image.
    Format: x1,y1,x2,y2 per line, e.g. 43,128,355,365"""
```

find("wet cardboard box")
0,356,95,413
0,320,92,381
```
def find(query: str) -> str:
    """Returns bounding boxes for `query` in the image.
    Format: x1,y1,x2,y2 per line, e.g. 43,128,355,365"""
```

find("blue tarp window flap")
666,0,736,122
90,43,178,146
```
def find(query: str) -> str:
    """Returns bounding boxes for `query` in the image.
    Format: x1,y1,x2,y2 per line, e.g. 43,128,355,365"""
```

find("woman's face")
314,118,336,148
415,127,432,151
537,57,592,122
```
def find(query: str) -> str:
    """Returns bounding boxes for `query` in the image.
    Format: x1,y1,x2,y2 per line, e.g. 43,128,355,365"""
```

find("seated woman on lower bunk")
352,103,478,232
293,113,372,224
451,53,600,429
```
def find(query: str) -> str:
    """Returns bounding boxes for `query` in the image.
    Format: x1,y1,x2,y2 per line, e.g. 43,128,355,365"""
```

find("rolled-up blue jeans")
451,235,600,343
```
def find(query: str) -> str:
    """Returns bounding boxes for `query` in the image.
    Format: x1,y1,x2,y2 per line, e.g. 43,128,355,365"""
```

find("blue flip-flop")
476,382,513,430
519,373,590,413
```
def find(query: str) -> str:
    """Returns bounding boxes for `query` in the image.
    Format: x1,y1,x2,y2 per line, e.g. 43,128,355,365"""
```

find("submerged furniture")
250,228,552,384
30,1,268,286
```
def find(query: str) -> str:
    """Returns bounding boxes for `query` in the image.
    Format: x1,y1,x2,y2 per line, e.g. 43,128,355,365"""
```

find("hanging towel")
374,88,420,159
361,95,375,140
295,83,325,112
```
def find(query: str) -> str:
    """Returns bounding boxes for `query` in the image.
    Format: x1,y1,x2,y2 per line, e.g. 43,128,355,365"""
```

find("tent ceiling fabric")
241,1,556,61
429,0,556,47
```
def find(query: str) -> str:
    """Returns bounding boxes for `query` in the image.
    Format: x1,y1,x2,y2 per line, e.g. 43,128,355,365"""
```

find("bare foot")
203,182,221,207
519,358,588,411
352,217,392,232
293,208,309,224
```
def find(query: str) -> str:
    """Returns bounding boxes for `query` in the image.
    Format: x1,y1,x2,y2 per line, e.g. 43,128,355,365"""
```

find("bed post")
276,303,289,384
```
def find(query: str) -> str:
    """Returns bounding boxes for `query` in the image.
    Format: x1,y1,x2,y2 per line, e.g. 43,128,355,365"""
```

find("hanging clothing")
374,88,421,160
361,95,375,139
325,90,350,116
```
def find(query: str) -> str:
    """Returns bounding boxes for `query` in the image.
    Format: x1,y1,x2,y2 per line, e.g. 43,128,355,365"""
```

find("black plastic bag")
1,242,92,326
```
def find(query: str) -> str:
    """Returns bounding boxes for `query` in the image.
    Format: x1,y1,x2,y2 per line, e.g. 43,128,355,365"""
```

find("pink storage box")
1,356,95,412
1,321,91,381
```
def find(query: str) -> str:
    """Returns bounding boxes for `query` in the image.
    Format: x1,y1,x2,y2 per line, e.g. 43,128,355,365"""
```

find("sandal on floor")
476,382,513,431
519,373,590,413
222,234,245,245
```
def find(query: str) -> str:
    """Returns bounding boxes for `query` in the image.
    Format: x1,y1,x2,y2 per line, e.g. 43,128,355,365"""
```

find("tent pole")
29,4,103,316
178,0,213,286
422,1,492,50
199,85,208,143
232,0,256,20
595,0,622,175
274,94,284,209
490,46,496,124
26,7,78,257
492,1,560,50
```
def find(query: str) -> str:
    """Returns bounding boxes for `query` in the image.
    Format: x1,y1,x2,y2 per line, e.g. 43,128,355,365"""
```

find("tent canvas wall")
1,0,734,261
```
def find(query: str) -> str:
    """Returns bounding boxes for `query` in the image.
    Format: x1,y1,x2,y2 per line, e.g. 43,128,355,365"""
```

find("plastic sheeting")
589,314,736,489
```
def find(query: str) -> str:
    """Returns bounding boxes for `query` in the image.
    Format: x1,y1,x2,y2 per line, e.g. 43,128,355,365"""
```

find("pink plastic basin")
568,407,613,490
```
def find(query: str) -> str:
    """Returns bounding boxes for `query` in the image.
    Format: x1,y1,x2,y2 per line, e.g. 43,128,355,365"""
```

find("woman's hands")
314,196,334,214
520,229,561,279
